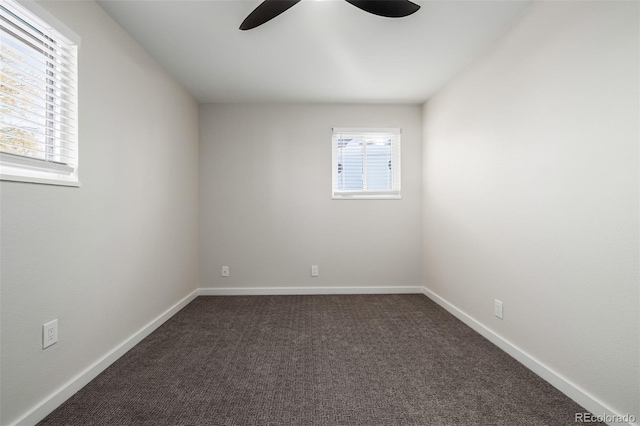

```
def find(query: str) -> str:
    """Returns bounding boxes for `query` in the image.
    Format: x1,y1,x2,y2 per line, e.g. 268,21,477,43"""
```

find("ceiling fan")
240,0,421,30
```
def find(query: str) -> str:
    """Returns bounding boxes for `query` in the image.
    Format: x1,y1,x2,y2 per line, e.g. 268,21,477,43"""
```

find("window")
1,0,79,186
332,128,401,199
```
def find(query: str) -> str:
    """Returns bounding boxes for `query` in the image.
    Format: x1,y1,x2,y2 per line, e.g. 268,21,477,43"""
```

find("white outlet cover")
494,300,503,319
221,266,229,277
43,319,58,349
311,265,319,277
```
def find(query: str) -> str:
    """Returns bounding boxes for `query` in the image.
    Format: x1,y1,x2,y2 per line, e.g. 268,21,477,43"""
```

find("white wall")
3,0,636,423
422,0,639,421
0,1,200,425
199,104,422,290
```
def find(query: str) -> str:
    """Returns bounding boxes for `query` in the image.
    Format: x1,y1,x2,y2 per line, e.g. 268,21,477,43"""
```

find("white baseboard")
422,287,638,426
11,289,199,426
198,286,424,296
13,286,634,426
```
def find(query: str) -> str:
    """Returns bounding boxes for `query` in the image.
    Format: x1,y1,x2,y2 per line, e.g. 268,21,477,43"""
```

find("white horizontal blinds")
336,134,364,191
332,128,401,198
364,134,394,191
0,0,78,168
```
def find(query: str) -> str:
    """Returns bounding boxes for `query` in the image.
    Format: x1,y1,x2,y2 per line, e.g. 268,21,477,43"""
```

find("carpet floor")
38,295,601,425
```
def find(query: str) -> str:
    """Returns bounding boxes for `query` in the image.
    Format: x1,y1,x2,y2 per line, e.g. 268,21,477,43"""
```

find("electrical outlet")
43,319,58,349
221,266,230,277
311,265,318,277
494,300,503,319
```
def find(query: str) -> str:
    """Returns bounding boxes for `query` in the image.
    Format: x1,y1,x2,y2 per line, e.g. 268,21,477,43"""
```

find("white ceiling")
97,0,532,104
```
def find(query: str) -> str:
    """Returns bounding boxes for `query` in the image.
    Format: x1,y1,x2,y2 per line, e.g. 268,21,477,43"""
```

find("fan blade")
344,0,420,18
240,0,302,30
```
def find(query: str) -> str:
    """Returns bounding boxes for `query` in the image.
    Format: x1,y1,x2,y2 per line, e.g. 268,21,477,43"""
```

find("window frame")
331,127,402,200
0,0,80,187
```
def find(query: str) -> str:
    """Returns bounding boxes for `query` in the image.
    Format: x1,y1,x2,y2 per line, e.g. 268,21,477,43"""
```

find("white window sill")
332,192,402,200
0,172,80,187
0,155,80,187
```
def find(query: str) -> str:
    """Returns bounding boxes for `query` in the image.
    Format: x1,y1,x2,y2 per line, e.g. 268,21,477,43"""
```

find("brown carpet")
39,295,601,425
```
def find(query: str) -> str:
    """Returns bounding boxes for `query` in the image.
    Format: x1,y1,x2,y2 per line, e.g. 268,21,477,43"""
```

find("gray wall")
3,0,637,424
422,1,639,419
0,1,200,424
199,104,422,289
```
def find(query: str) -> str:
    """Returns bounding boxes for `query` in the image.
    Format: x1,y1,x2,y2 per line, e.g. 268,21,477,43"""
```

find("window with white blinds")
332,128,401,199
0,0,79,186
